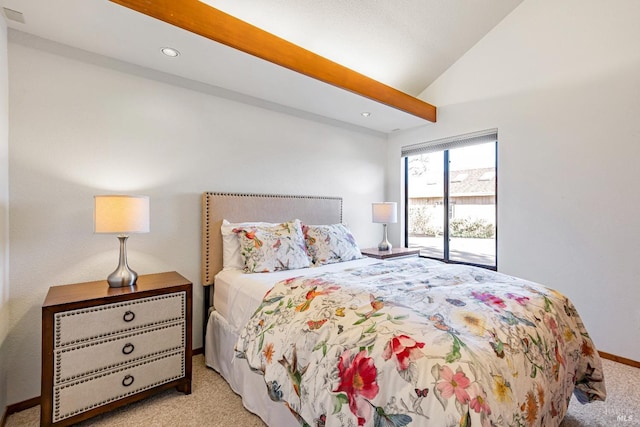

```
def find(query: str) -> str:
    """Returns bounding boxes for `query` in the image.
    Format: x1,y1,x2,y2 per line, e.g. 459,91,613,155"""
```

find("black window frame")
403,137,498,271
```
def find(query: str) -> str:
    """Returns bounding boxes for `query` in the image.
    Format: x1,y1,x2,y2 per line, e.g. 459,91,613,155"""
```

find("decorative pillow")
303,223,363,265
234,219,310,273
221,220,278,270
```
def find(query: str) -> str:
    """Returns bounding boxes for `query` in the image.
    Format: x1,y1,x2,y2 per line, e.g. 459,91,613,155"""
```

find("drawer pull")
123,311,135,322
122,374,135,387
122,343,135,355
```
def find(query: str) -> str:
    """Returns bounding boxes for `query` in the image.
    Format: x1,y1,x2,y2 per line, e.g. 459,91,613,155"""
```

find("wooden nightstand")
361,247,420,260
41,271,192,427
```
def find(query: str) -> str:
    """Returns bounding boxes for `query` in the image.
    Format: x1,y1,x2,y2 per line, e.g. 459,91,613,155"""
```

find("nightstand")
41,271,192,427
361,247,420,260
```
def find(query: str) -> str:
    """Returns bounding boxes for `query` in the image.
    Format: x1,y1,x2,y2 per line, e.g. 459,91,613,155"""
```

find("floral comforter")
235,258,606,427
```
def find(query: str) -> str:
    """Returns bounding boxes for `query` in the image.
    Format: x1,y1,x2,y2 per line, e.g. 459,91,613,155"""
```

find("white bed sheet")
213,257,380,332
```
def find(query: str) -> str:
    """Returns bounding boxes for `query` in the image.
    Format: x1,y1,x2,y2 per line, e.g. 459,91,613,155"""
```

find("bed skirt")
205,310,298,427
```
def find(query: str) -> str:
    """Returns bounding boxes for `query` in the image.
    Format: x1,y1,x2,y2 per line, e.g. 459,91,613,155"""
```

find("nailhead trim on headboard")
201,192,343,286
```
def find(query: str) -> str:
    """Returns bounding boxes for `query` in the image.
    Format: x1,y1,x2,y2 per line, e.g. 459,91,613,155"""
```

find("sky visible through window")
451,143,494,170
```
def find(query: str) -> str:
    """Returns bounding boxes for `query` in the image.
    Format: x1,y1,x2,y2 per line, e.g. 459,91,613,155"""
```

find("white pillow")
221,220,276,270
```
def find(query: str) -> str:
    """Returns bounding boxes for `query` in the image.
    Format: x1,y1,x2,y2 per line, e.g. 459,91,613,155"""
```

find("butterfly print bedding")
235,258,606,426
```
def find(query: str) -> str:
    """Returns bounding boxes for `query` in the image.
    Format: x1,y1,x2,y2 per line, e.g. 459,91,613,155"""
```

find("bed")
202,192,606,427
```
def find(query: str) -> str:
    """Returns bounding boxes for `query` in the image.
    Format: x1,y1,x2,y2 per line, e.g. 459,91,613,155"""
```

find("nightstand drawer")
54,292,185,348
54,322,185,384
53,351,184,423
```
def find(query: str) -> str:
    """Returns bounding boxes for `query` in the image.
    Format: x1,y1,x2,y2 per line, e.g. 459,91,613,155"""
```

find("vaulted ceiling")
2,0,523,133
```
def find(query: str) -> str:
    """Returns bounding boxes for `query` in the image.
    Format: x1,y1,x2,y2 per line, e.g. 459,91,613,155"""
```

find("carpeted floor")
6,355,639,426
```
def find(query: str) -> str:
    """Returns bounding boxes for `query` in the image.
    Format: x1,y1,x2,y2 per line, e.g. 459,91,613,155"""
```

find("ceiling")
2,0,523,133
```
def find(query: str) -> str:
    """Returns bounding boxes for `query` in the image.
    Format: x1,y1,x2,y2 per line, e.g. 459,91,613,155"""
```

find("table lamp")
372,202,397,251
94,195,149,287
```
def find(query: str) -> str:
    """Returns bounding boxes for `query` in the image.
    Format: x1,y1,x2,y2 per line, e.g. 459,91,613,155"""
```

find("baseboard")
599,350,640,368
1,396,40,427
193,347,204,355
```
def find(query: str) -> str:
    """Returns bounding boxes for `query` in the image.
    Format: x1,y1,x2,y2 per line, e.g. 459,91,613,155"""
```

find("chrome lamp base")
107,235,138,288
377,224,392,252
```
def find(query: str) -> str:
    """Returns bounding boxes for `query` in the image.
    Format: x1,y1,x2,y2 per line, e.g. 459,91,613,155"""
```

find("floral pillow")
234,219,310,273
221,220,276,270
303,223,363,265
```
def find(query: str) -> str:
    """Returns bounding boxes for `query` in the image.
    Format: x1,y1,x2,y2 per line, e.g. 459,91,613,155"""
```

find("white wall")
389,0,640,361
6,40,387,404
0,16,10,415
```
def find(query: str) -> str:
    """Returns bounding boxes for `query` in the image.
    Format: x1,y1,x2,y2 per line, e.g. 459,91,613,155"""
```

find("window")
403,129,497,269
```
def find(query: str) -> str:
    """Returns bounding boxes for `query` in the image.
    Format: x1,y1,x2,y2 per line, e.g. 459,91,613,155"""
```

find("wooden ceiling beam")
109,0,437,123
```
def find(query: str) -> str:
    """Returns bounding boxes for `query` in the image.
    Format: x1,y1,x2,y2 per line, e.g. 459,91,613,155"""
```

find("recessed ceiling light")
361,112,371,117
161,47,180,57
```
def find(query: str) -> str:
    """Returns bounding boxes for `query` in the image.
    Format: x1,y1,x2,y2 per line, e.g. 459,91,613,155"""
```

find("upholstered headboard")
201,192,343,286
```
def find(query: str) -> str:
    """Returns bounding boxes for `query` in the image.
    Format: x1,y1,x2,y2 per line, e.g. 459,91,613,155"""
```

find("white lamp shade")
372,202,398,224
94,195,150,234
